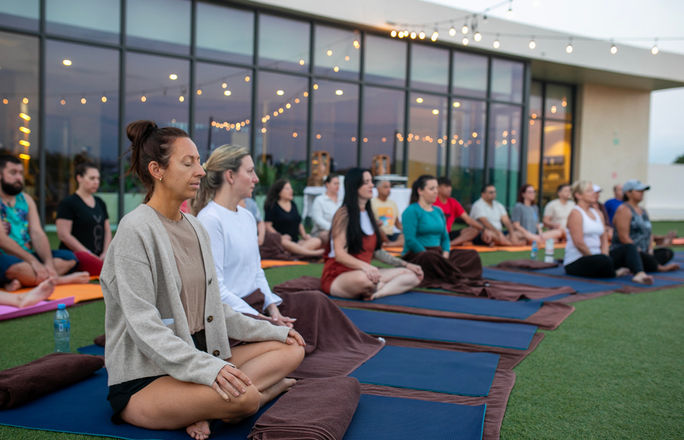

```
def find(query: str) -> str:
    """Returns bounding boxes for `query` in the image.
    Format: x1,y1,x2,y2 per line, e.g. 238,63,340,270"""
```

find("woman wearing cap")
563,180,652,284
611,179,679,273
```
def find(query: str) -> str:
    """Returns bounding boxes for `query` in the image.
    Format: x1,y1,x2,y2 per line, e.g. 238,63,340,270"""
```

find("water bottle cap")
57,303,66,310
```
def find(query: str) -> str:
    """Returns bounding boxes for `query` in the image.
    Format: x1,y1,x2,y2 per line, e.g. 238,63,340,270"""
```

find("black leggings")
566,244,674,278
565,254,615,278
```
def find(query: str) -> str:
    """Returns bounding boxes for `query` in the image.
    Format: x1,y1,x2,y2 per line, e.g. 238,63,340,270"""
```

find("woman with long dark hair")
263,179,324,258
320,168,422,300
102,121,304,440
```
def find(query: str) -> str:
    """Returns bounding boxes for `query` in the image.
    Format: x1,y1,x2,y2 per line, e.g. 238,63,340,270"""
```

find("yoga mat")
532,266,682,289
0,297,75,321
336,291,542,319
341,308,537,350
350,345,499,396
260,259,310,269
482,267,620,294
344,394,486,440
47,283,103,303
77,344,104,356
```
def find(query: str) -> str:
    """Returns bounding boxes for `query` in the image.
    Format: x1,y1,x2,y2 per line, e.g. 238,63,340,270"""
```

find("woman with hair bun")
55,155,111,276
102,121,304,440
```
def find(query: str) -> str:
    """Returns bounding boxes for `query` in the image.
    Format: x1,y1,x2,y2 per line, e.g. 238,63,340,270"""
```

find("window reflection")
255,72,308,194
312,79,358,174
410,44,449,93
450,99,486,207
47,0,120,44
361,86,404,174
545,84,572,121
45,40,119,222
491,59,524,103
194,63,252,159
364,35,406,87
529,81,542,119
408,93,447,182
0,1,39,31
488,104,522,207
314,25,360,80
452,52,487,98
526,117,542,195
196,3,253,64
259,14,309,73
125,52,189,213
542,121,572,204
127,0,190,55
0,32,39,197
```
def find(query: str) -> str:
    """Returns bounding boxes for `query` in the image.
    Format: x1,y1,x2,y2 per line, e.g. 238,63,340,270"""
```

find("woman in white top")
192,145,295,327
564,180,651,284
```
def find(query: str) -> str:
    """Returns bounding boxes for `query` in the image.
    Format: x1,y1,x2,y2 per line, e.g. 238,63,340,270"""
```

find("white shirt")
197,201,282,316
310,193,341,235
543,199,575,229
563,206,604,266
470,198,508,231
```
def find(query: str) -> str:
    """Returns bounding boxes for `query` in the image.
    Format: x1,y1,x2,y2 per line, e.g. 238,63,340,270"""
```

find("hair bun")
126,120,158,145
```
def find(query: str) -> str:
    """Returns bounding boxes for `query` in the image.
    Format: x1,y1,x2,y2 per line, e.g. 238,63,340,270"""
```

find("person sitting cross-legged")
469,184,525,246
433,177,483,246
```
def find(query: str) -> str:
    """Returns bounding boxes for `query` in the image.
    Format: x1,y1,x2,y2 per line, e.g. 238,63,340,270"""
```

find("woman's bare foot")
185,420,211,440
18,278,56,307
57,271,90,285
615,267,631,277
4,279,21,292
259,378,296,407
632,272,654,285
658,263,680,272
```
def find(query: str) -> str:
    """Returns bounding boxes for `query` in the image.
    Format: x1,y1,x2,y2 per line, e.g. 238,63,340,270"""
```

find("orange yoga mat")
260,260,310,269
9,283,103,303
672,237,684,245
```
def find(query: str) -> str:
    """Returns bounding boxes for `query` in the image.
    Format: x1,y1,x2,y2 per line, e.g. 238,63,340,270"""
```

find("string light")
651,39,659,55
101,95,107,102
140,95,147,102
60,99,66,105
196,89,202,95
529,37,536,50
493,35,501,49
473,30,482,42
178,95,184,102
461,22,469,35
390,30,397,38
610,43,618,55
169,73,178,80
2,98,7,104
62,59,72,66
431,30,439,42
565,39,574,54
80,97,87,104
418,31,426,40
410,31,417,39
448,24,456,37
335,89,344,96
462,37,469,46
224,90,232,96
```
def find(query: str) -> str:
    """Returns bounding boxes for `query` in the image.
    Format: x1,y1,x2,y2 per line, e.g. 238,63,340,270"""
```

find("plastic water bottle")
530,240,538,260
544,238,555,263
54,303,70,353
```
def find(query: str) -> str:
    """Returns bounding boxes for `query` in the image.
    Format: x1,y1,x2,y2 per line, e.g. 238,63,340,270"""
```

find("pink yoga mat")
0,297,75,321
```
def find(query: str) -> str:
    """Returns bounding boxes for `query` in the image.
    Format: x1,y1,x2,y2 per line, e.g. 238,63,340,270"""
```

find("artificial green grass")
1,241,683,439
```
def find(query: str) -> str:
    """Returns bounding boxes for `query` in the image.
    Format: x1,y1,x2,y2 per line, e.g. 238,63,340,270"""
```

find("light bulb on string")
448,24,456,37
462,37,469,46
473,31,482,42
493,34,501,49
461,22,469,34
651,39,659,55
610,42,618,55
390,29,397,38
529,37,536,50
431,30,439,42
410,31,417,39
565,39,573,54
418,31,426,40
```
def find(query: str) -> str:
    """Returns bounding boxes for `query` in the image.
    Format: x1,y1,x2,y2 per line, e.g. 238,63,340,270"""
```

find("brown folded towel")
0,352,104,409
496,259,559,270
248,376,360,440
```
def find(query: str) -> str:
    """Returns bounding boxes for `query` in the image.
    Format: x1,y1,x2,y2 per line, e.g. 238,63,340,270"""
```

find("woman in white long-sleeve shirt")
309,174,341,244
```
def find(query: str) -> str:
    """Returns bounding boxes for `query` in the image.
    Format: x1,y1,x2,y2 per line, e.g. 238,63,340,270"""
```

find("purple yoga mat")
0,297,75,321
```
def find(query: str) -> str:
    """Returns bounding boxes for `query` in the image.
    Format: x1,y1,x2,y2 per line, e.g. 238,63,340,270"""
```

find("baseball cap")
623,179,650,192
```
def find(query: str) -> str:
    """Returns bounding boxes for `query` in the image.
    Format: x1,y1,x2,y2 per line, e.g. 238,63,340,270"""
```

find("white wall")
645,163,684,220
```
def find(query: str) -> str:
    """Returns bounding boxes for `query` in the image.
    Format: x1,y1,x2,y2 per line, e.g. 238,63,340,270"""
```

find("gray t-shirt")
511,202,539,234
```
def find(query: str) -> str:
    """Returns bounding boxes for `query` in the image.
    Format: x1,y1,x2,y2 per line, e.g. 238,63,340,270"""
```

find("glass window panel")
47,0,119,44
530,80,542,119
258,14,309,73
0,32,39,199
408,93,447,183
452,51,487,98
449,99,486,208
125,52,189,213
491,59,524,103
255,72,308,194
361,86,404,174
45,40,119,223
194,63,252,159
545,84,572,121
313,25,360,80
0,1,39,31
410,45,448,93
364,34,406,87
127,0,190,55
487,104,522,208
526,116,542,196
541,120,572,205
196,3,253,64
312,79,358,174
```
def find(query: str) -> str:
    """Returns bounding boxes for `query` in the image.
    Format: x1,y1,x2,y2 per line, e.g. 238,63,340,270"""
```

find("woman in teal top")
402,175,450,257
402,175,483,282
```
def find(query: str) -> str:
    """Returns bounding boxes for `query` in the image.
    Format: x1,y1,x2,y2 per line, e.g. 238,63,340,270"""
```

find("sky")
425,0,684,164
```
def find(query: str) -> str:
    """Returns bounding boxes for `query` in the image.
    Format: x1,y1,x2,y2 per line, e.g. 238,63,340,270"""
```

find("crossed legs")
330,267,420,300
4,259,89,290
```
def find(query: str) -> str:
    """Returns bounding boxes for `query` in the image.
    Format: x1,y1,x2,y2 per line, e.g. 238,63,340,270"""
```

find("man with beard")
0,154,89,290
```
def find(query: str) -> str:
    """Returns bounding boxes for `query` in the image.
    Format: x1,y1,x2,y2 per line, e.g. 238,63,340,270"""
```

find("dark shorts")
386,232,401,242
449,230,461,240
0,249,79,284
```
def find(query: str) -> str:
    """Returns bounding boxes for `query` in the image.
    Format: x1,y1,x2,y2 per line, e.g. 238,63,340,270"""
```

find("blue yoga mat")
344,394,486,440
78,344,104,355
335,291,542,319
533,266,682,288
0,367,487,440
350,345,499,396
482,267,620,293
341,308,536,350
